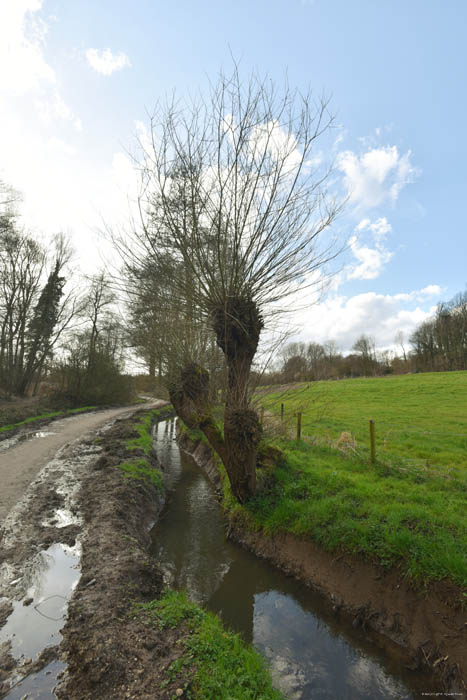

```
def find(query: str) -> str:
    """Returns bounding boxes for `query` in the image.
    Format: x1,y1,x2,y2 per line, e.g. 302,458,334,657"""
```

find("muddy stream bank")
151,418,444,700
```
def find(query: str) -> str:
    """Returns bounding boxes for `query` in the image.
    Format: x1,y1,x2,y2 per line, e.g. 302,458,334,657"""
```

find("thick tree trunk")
169,297,264,503
223,407,260,501
211,296,264,502
168,363,227,466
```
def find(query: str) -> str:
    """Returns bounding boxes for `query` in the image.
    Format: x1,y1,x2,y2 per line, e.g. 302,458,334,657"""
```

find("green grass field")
260,371,467,475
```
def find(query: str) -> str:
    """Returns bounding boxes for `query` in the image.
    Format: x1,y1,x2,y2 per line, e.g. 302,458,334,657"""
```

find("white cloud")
356,216,391,238
337,145,418,209
347,235,393,280
86,48,131,76
294,288,439,352
333,129,346,148
347,217,393,280
0,2,83,226
0,1,78,131
224,115,305,176
393,285,442,303
0,2,140,273
0,0,55,95
419,284,441,297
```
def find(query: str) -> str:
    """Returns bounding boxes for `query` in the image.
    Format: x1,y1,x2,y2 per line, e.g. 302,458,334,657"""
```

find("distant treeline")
0,181,131,405
254,290,467,385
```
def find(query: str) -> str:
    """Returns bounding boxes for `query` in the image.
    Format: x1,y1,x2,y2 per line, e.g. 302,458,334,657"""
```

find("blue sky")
1,0,466,352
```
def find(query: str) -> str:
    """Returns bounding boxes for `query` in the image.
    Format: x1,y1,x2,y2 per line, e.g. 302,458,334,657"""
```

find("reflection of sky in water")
153,420,232,604
152,420,425,700
0,543,80,659
253,592,410,700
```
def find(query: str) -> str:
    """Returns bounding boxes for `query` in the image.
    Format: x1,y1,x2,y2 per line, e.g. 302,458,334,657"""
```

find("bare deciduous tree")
122,68,342,501
0,200,78,397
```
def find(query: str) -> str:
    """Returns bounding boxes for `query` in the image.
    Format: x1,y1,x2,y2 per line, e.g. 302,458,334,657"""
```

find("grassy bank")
259,371,467,473
179,413,467,590
139,590,283,700
115,406,174,490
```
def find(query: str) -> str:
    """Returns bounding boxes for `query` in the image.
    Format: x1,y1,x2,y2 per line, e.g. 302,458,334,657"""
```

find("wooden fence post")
297,412,302,440
369,419,376,464
260,406,264,427
281,403,284,422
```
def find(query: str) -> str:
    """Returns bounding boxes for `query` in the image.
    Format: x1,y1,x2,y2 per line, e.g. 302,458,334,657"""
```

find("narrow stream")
151,419,435,700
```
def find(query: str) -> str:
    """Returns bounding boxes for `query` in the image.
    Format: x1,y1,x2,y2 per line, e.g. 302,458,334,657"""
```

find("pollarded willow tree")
126,68,342,502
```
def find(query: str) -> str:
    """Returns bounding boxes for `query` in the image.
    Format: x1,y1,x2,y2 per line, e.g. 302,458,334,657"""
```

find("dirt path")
0,403,161,525
0,401,168,698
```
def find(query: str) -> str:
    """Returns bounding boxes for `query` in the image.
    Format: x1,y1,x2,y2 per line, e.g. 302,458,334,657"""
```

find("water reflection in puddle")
0,431,56,453
0,543,80,660
4,660,65,699
151,419,433,700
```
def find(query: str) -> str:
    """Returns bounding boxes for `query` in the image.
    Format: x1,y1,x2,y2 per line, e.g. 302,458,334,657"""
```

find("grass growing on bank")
117,458,163,491
260,371,467,473
181,419,467,589
119,405,173,490
0,405,97,432
126,404,174,454
140,590,283,700
249,439,467,588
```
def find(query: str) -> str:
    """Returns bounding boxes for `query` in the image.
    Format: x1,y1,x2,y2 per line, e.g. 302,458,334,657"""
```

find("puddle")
4,660,65,699
0,543,80,660
0,431,57,455
0,436,22,452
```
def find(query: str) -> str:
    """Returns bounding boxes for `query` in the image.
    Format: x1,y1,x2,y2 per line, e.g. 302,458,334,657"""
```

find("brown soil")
179,429,467,698
56,410,194,700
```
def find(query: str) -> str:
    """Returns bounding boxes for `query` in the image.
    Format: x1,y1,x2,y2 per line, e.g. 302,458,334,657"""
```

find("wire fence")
259,401,467,479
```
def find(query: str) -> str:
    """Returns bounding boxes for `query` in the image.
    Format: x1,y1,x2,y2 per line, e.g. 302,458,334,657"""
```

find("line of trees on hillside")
261,291,467,385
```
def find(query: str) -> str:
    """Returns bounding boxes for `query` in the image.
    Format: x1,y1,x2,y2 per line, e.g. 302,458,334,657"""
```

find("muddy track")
177,428,467,698
0,402,179,699
0,404,161,524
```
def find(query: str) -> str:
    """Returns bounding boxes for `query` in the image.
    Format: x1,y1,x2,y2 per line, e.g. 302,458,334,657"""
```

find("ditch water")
150,419,435,700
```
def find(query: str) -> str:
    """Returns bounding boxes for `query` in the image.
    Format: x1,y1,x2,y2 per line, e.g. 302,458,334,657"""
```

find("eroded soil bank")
2,405,282,700
178,428,467,698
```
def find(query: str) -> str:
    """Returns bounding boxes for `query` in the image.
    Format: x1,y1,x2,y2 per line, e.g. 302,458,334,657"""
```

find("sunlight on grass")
243,438,467,588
